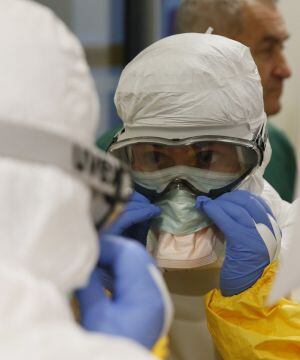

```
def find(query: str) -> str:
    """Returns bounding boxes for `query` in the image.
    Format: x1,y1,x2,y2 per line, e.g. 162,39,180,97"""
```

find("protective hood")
115,33,267,141
114,33,270,196
0,0,99,293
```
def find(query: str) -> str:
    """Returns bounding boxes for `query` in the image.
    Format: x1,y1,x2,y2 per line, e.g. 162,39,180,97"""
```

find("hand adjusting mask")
0,121,132,228
108,125,267,269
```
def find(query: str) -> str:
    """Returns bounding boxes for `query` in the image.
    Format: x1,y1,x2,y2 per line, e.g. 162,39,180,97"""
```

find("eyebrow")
260,33,290,45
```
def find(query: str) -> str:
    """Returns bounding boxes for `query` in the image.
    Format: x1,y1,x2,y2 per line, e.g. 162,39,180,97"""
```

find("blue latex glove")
76,235,173,349
196,190,281,296
105,191,161,246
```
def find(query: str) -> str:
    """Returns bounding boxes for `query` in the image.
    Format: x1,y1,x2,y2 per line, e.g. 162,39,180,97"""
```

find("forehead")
242,2,288,45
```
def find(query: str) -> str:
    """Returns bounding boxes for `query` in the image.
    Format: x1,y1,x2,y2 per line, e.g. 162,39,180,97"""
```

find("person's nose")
273,52,292,79
172,148,190,166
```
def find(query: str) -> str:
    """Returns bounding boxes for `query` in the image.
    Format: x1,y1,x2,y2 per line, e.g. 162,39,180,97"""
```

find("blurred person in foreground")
107,33,300,360
176,0,296,202
0,0,172,359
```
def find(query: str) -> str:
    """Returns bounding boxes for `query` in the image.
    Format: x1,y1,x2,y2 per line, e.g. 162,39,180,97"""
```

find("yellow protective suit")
206,261,300,359
153,338,170,359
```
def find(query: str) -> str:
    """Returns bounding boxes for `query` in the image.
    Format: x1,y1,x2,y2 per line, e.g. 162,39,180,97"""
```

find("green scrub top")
264,122,296,202
96,124,123,152
96,122,297,203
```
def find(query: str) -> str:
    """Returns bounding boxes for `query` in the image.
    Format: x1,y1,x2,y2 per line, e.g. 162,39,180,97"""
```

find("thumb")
196,196,237,234
76,268,110,311
106,204,161,235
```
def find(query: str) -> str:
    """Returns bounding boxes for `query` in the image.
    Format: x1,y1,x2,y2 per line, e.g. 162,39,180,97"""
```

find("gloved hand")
105,191,161,246
76,235,173,349
196,190,281,296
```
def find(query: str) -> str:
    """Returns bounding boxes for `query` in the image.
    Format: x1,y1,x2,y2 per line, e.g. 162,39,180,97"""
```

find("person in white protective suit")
0,1,173,359
107,33,300,360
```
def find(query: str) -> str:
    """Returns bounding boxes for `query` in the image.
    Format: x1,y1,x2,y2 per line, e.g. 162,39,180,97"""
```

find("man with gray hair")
176,0,296,202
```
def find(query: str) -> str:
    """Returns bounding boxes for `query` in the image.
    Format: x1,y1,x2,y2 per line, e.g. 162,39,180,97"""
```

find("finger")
108,205,161,235
99,235,156,299
196,196,238,234
214,199,255,227
100,235,173,340
120,206,160,227
130,191,151,203
76,268,109,310
218,191,273,231
125,201,160,213
250,193,274,216
99,235,155,272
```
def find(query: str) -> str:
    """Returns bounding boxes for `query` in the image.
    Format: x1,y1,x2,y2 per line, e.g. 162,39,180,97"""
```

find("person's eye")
258,46,275,57
143,151,170,168
196,150,218,168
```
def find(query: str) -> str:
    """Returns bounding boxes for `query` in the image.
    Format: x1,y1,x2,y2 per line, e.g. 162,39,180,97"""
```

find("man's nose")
273,52,292,79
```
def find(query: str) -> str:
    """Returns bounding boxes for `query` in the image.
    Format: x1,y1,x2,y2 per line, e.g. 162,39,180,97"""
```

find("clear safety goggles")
109,125,267,199
0,121,132,228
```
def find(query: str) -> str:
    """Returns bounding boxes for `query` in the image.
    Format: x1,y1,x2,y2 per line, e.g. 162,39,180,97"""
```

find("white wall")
272,1,300,151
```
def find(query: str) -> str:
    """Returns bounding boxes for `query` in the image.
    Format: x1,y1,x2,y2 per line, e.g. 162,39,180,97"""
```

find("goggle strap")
0,121,132,224
253,122,268,165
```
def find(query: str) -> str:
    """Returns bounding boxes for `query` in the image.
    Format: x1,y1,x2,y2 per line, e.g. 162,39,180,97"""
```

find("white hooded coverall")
113,33,296,360
0,1,158,359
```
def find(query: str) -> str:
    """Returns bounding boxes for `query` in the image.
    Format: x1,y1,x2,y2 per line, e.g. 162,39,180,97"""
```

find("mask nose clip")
171,178,186,189
160,178,204,198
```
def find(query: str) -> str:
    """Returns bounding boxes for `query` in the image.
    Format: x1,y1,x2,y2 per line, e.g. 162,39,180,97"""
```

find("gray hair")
175,0,278,37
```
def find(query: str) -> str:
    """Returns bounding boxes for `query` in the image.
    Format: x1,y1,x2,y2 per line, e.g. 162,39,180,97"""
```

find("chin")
265,100,281,117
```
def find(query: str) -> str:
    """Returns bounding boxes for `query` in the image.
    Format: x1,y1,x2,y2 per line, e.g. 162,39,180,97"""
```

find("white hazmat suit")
0,0,159,359
112,33,294,359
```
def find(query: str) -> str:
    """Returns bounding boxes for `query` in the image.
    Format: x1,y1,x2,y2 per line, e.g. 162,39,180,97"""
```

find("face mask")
147,227,224,269
145,177,226,269
133,166,241,195
151,184,212,235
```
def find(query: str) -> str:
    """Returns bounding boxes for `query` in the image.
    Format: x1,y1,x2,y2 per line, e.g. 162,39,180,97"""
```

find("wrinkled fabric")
0,160,98,293
113,33,294,360
149,186,214,269
0,0,99,145
0,1,157,359
269,198,300,303
152,228,218,269
206,262,300,360
0,262,155,360
162,181,292,360
152,187,211,235
113,32,273,234
115,34,266,141
0,0,99,298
